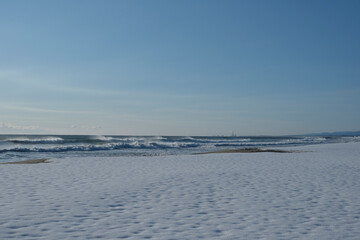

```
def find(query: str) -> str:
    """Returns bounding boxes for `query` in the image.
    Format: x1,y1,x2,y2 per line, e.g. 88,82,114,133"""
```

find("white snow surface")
1,142,360,240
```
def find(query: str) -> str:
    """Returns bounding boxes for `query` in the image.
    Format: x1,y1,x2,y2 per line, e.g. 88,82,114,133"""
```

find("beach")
1,142,359,239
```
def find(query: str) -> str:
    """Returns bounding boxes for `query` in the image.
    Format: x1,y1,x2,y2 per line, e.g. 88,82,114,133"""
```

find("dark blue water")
0,134,359,162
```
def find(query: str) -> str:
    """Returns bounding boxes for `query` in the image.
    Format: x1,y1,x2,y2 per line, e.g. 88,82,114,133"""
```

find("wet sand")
193,147,295,155
0,159,50,165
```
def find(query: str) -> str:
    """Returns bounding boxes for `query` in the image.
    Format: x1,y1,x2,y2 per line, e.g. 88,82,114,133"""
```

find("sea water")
0,134,359,163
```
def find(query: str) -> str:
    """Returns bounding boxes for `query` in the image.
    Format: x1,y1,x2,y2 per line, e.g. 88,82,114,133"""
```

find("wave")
303,137,327,142
2,135,358,162
91,135,117,142
214,137,327,147
0,141,201,153
340,136,360,142
3,136,325,153
175,137,252,144
7,137,64,144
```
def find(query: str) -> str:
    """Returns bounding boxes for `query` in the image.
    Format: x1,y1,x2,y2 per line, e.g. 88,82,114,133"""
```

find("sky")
0,0,359,136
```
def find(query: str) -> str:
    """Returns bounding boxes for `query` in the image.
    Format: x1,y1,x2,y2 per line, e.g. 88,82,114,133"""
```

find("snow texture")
1,143,360,239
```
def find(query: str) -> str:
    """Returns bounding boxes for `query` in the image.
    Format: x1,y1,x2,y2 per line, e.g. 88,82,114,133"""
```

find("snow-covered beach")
1,142,359,239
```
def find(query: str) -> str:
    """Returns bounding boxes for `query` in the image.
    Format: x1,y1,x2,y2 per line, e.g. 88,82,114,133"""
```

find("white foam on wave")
92,135,116,142
214,137,327,147
304,136,327,141
7,137,64,144
151,136,167,140
179,137,252,144
0,141,201,154
340,136,360,142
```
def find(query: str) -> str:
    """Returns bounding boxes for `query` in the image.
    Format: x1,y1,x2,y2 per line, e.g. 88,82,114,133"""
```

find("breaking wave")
0,142,201,154
1,134,358,162
214,137,327,147
7,137,64,144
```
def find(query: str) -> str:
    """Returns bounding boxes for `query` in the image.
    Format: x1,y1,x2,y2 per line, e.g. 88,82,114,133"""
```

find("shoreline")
0,158,50,165
193,147,296,155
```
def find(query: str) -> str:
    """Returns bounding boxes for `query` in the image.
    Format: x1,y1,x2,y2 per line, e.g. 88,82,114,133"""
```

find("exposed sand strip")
193,147,296,155
0,158,50,165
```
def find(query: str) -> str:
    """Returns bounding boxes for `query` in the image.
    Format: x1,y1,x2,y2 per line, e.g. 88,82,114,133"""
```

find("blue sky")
1,0,359,135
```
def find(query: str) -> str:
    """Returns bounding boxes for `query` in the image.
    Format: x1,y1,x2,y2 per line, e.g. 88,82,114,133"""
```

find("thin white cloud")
54,85,122,96
0,104,100,115
0,69,18,78
71,124,102,130
0,122,39,130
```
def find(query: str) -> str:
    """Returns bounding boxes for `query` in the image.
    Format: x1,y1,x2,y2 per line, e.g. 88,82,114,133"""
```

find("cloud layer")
0,122,39,130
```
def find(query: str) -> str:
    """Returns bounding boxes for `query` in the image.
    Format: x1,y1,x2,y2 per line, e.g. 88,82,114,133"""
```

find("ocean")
0,134,359,163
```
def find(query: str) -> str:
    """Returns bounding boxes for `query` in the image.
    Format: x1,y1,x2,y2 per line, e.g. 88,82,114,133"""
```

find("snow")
1,142,360,239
